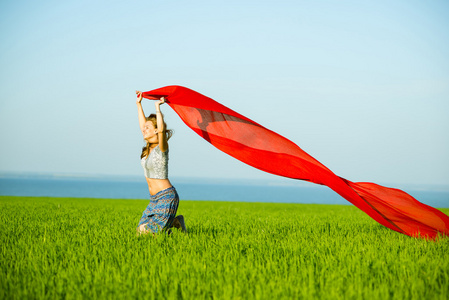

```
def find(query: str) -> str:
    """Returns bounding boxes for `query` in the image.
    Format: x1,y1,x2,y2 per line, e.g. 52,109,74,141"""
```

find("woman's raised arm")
136,91,146,134
155,97,168,152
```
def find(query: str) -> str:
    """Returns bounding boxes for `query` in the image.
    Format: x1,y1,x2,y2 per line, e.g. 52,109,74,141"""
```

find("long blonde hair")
140,113,173,159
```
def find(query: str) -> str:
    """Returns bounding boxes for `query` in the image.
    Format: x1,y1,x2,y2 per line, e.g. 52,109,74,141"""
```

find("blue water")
1,176,448,208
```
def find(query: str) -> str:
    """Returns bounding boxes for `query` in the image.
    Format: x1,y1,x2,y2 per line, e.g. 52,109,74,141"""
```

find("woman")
135,90,186,235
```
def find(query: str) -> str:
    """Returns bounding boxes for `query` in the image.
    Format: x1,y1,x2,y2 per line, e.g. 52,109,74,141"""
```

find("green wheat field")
1,196,448,299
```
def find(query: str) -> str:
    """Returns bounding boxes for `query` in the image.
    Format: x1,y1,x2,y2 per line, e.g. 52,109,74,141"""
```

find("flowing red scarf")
142,85,449,239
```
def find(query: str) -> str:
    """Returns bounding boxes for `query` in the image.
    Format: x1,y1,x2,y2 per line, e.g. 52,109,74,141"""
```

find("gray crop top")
140,145,169,179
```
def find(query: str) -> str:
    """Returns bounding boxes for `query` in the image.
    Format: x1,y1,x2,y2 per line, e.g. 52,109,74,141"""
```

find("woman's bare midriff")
146,177,172,195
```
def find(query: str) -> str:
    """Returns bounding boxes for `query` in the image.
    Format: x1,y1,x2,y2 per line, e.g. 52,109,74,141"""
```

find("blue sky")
1,0,448,187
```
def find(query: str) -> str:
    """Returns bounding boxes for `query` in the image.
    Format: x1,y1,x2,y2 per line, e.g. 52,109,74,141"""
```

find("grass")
1,196,448,299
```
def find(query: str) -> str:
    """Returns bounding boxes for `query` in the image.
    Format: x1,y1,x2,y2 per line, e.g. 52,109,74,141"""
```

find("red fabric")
142,85,449,239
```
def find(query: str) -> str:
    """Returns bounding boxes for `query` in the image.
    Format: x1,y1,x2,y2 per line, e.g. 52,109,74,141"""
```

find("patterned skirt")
137,186,179,233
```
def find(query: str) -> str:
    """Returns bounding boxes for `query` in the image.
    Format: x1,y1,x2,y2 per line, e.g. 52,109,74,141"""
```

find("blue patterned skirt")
137,186,179,233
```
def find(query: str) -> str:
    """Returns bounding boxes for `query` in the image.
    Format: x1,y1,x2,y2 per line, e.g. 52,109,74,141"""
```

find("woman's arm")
136,91,146,135
155,97,168,152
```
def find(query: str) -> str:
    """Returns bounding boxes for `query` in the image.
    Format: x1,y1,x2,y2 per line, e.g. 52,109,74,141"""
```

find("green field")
1,196,448,299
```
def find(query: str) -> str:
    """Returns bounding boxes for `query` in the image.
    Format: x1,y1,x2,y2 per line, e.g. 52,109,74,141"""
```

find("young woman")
135,90,186,235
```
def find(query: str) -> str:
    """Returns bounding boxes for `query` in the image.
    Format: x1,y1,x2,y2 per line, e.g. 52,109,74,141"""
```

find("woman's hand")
155,97,165,110
136,91,143,104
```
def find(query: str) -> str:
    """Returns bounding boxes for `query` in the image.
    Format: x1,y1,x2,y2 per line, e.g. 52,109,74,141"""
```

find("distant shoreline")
1,175,449,208
0,195,351,206
1,171,448,192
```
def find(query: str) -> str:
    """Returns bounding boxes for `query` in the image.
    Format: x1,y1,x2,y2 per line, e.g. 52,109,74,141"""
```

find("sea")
1,174,449,208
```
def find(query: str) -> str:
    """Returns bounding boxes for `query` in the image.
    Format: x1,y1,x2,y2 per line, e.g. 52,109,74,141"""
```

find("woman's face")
143,121,158,143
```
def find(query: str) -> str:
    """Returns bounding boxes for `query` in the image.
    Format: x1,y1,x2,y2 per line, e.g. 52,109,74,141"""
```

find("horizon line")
1,171,449,192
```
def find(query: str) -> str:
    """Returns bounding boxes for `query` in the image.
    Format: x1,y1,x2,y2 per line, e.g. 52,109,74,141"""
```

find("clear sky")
1,0,448,187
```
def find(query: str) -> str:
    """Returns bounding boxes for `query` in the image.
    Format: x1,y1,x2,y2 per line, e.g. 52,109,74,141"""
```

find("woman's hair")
141,113,173,159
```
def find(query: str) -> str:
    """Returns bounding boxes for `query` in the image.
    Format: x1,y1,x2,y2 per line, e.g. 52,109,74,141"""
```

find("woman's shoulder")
156,144,169,154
